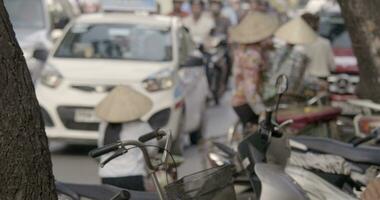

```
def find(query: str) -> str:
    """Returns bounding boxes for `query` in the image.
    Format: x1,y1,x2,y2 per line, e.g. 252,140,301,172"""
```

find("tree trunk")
0,0,57,199
337,0,380,102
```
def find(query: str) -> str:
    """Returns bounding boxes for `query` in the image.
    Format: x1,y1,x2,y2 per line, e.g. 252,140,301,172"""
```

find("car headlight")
40,65,63,88
142,69,174,92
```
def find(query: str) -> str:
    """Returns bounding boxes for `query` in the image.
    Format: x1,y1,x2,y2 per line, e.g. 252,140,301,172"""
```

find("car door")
177,27,208,132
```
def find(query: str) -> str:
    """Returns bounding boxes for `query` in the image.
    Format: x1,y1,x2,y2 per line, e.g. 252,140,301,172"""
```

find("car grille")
57,106,99,131
71,85,115,93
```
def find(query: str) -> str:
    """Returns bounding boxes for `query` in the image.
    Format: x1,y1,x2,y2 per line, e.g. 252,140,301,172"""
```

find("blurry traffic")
4,0,380,199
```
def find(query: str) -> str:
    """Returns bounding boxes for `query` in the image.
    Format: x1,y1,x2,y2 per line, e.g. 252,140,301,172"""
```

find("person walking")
95,86,157,191
271,16,318,98
183,0,215,45
301,12,335,84
229,12,279,126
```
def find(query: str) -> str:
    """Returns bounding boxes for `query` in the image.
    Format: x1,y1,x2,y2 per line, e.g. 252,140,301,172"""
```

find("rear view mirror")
33,48,49,62
275,75,288,95
180,56,203,68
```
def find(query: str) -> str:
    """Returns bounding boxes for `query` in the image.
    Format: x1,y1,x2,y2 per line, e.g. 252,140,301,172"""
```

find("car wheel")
172,111,186,156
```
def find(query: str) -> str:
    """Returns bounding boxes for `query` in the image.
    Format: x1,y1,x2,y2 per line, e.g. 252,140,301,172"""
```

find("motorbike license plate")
74,109,100,123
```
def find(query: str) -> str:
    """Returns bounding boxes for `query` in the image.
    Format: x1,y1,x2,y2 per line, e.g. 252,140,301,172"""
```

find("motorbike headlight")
143,69,174,92
40,65,63,88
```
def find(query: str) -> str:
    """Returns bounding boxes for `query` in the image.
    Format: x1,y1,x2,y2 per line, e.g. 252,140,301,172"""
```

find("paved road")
51,94,237,184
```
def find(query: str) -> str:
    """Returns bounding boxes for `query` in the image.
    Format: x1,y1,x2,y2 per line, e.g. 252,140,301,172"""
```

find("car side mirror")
33,48,49,62
180,56,203,68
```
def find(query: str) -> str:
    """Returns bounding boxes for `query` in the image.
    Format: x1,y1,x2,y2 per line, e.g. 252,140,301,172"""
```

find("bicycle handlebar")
138,129,166,143
89,130,169,171
89,142,122,158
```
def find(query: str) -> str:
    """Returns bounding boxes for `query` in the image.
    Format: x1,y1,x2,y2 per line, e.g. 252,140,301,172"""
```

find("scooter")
289,128,380,198
347,99,380,142
236,75,309,200
201,34,230,105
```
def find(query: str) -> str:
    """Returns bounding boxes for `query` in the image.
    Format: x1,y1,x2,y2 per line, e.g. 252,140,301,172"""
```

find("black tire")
190,130,202,145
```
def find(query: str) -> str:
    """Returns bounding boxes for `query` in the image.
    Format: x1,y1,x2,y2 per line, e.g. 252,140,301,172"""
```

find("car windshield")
319,13,352,49
55,23,173,62
4,0,45,29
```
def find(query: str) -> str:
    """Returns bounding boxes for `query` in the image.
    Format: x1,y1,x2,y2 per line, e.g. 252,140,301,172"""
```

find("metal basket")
165,165,236,200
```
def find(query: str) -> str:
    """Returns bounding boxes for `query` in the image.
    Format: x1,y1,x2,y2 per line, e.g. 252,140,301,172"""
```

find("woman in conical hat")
95,85,155,191
229,12,279,126
270,16,319,97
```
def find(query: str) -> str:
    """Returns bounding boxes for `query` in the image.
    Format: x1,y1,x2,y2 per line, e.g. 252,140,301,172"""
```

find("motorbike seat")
291,136,380,165
277,106,341,127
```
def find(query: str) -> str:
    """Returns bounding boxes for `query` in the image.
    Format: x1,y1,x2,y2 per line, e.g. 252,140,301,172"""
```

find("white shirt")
183,13,215,44
305,36,335,78
98,121,157,178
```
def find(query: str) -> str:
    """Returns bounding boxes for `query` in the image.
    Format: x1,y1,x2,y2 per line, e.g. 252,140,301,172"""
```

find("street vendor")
229,12,279,126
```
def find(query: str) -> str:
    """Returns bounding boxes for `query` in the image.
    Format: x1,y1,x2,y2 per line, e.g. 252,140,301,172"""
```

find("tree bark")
337,0,380,102
0,0,57,199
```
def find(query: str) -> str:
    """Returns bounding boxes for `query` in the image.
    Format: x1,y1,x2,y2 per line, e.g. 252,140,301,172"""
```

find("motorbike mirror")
275,74,289,95
274,75,288,121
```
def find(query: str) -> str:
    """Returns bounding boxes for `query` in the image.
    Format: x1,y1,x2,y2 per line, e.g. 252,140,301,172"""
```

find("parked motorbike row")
207,75,380,200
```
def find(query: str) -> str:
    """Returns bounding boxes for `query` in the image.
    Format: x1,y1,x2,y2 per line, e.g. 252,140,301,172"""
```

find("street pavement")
51,93,237,184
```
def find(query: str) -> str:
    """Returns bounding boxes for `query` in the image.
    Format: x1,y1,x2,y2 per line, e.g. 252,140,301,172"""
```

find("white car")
36,13,208,148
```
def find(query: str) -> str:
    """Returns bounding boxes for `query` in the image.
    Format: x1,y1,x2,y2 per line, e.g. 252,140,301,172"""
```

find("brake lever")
100,148,128,168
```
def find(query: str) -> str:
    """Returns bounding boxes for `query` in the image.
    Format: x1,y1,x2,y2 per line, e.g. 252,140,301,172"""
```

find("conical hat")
275,17,318,45
95,86,153,123
229,12,279,44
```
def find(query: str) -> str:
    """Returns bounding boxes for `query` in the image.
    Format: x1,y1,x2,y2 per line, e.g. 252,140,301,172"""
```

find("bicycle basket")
165,165,236,200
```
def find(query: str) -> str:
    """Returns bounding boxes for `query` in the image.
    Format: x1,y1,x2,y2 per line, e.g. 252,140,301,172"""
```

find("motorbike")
289,128,380,198
347,99,380,142
201,34,230,105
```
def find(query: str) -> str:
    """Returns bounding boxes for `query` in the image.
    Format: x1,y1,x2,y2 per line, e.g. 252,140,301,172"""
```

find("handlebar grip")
352,135,376,147
138,130,166,143
89,142,121,158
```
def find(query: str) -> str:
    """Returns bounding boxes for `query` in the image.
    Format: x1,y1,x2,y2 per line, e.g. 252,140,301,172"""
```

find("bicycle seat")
291,136,380,165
